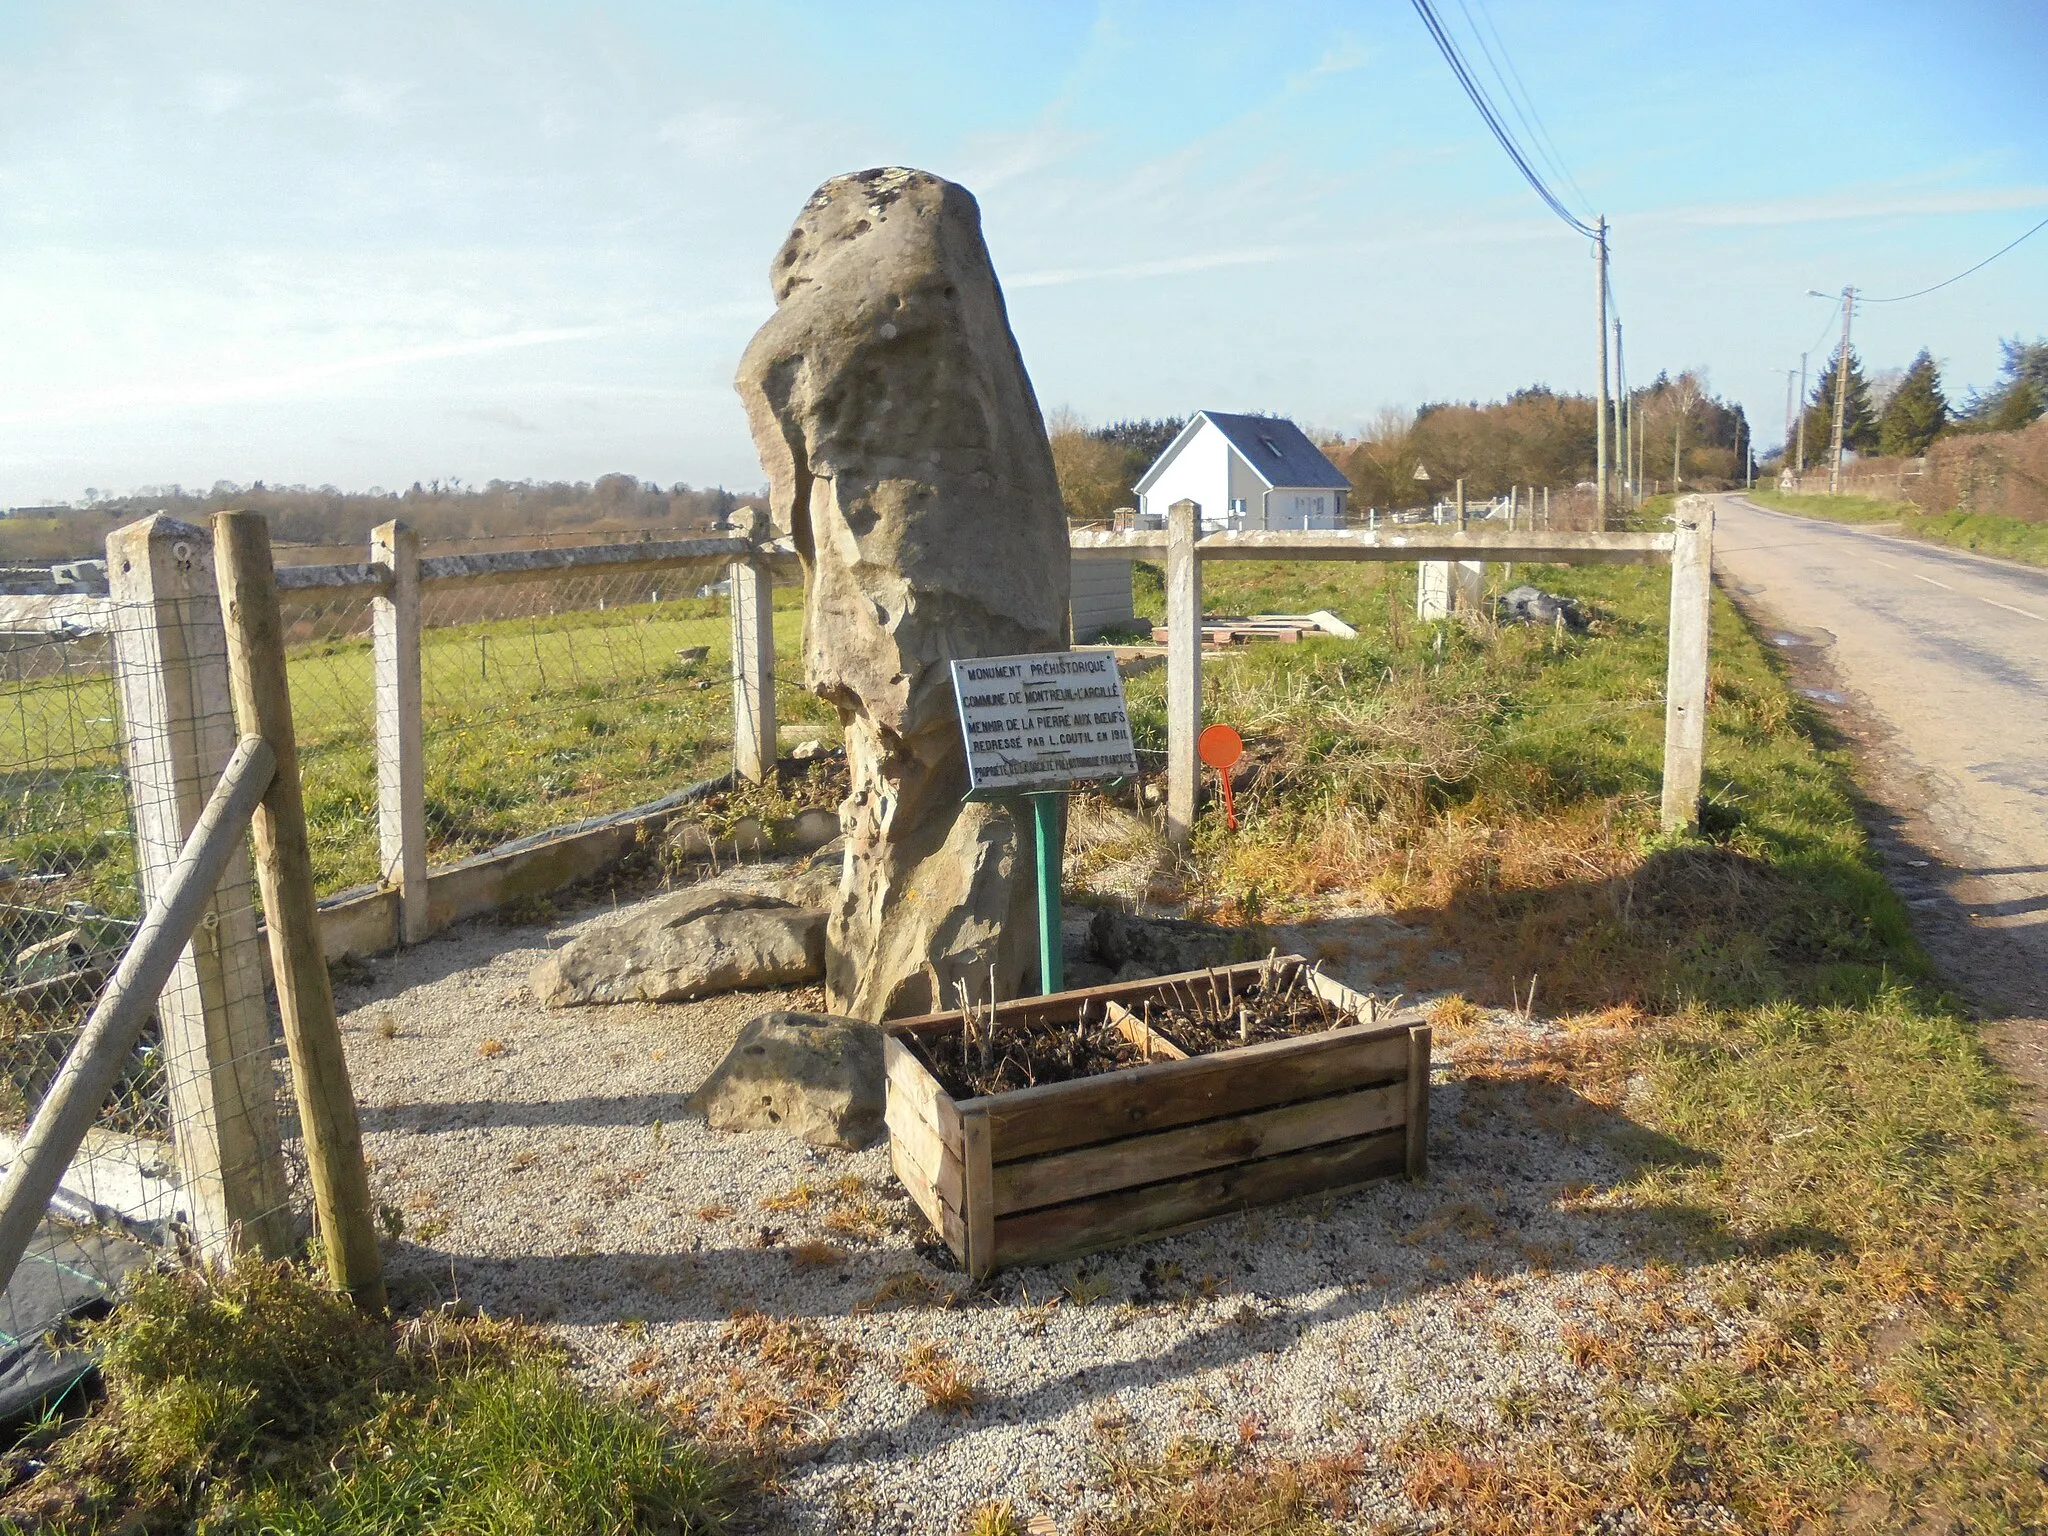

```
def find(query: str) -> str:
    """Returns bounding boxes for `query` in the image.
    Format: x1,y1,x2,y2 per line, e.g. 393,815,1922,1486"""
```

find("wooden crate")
884,956,1431,1278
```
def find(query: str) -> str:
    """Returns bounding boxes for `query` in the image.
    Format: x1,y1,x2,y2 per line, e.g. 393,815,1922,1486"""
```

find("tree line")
0,476,752,562
1047,373,1753,521
1783,336,2047,468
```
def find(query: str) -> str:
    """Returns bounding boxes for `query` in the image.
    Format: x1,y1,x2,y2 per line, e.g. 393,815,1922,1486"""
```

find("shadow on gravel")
380,1068,1841,1453
363,1093,698,1135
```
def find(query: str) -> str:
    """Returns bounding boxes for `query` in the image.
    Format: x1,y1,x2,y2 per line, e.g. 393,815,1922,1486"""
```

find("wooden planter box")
884,957,1431,1278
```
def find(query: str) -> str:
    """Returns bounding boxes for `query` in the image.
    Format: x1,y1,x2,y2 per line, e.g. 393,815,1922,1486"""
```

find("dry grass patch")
667,1309,859,1457
898,1341,979,1415
759,1174,906,1244
786,1239,846,1270
1081,1433,1364,1536
854,1269,949,1314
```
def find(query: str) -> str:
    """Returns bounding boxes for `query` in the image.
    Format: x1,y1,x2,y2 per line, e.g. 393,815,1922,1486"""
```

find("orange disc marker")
1198,724,1244,770
1198,724,1245,830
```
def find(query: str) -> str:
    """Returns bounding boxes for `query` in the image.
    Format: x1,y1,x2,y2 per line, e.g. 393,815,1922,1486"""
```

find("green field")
0,590,830,919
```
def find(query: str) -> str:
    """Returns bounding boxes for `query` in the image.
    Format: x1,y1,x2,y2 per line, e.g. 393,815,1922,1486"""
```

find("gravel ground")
339,876,1748,1534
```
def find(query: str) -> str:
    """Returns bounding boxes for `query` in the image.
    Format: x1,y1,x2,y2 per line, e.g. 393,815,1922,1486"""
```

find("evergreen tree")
1798,344,1878,461
1986,378,2043,433
1877,350,1948,456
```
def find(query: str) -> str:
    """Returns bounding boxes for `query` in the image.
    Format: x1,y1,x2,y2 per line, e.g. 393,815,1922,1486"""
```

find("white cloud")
192,72,249,116
1305,36,1373,79
1645,184,2048,229
331,75,413,123
0,327,614,427
1010,245,1300,288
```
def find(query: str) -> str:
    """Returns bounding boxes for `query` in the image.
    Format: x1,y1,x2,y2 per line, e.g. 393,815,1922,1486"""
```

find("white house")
1133,411,1351,532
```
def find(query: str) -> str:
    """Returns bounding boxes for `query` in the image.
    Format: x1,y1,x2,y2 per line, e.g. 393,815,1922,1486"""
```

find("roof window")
1259,436,1282,457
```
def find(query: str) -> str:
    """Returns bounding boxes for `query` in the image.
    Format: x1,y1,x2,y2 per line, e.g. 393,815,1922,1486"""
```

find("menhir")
734,167,1070,1019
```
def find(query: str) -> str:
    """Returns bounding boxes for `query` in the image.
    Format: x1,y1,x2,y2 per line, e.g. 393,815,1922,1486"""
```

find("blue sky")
2,0,2043,503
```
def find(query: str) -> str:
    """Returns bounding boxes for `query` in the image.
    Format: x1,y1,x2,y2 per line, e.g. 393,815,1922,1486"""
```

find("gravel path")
339,880,1748,1533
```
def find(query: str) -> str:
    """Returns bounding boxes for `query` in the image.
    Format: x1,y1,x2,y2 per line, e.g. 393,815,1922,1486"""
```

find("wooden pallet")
1147,611,1355,648
883,957,1431,1278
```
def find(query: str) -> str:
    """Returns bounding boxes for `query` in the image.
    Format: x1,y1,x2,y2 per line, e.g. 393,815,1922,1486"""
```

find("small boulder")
692,1010,884,1148
534,882,824,1006
1085,907,1254,978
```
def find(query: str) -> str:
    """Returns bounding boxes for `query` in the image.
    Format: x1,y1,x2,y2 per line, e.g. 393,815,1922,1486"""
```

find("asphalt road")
1713,495,2048,1028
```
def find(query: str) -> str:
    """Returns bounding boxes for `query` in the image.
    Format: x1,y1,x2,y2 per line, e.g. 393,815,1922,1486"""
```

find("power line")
1458,0,1592,219
1862,211,2048,304
1408,0,1598,240
1805,300,1845,364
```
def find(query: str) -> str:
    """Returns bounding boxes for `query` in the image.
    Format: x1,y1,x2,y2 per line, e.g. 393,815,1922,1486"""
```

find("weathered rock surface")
691,1010,885,1149
534,868,830,1006
734,166,1070,1020
1084,907,1266,981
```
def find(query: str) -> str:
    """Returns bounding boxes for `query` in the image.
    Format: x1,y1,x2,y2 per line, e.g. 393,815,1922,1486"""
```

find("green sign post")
950,651,1138,995
1029,790,1064,994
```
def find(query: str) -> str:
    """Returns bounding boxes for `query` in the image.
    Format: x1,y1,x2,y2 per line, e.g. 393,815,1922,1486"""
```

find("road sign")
950,650,1138,797
1412,463,1431,481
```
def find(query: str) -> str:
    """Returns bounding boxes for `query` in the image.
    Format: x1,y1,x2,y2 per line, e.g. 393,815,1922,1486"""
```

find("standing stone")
735,168,1069,1019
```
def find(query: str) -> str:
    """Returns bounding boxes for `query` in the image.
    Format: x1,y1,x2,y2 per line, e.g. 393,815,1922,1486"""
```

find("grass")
1079,553,2048,1531
1743,488,1907,524
1901,508,2048,569
0,1257,734,1534
1743,489,2048,570
0,586,836,918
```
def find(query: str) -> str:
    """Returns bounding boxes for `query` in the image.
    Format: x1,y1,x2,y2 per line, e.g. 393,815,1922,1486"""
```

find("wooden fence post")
729,509,776,783
370,521,427,944
215,512,386,1311
1659,497,1715,832
1165,498,1203,846
106,514,294,1261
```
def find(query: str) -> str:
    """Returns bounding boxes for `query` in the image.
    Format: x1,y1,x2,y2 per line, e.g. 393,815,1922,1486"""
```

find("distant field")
0,592,830,918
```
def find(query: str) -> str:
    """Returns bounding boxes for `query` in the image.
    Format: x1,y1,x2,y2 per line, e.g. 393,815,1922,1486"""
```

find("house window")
1260,436,1283,459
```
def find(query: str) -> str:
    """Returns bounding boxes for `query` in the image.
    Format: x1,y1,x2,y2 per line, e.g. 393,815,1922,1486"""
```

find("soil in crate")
1131,960,1364,1053
913,1003,1166,1101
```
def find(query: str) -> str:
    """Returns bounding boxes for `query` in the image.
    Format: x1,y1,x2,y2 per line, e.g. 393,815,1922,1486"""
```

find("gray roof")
1204,412,1351,489
1134,411,1352,494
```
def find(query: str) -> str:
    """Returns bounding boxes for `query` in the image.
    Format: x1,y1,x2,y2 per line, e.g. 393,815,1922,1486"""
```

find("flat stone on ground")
533,876,827,1006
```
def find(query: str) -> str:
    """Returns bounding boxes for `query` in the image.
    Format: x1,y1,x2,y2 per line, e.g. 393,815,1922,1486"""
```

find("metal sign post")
951,651,1140,995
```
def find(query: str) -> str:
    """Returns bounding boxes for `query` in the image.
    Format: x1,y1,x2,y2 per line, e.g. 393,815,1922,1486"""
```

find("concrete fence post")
1418,478,1464,620
1659,497,1716,831
370,521,427,944
106,514,293,1261
729,509,776,783
1165,498,1202,846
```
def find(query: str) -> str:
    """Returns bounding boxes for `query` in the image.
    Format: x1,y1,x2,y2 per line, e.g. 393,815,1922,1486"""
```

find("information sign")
950,650,1138,796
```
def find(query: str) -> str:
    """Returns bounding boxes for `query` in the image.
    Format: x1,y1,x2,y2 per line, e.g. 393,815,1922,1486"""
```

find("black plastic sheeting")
0,1220,151,1438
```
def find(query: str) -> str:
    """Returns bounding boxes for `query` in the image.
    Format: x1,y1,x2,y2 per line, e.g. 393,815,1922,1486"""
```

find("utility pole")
1782,369,1797,479
1612,318,1625,507
1594,216,1610,527
1622,387,1633,501
1828,286,1855,495
1795,353,1808,478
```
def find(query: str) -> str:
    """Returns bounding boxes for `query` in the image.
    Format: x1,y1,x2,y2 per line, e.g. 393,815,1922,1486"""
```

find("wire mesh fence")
271,560,829,899
0,592,306,1351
